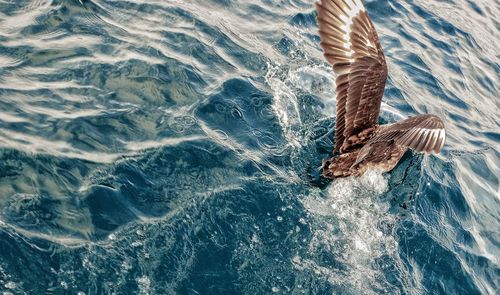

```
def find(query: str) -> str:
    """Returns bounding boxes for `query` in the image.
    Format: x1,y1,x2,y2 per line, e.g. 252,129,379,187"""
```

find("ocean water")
0,0,498,294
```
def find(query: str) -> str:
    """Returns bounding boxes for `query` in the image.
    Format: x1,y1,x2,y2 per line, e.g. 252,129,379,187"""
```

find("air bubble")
215,102,227,113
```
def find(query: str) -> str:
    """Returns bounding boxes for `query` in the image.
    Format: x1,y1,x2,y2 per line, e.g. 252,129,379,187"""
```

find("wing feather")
316,0,388,153
371,114,446,154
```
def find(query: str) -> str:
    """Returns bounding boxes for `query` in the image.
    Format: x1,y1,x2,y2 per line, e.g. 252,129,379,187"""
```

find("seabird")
316,0,446,178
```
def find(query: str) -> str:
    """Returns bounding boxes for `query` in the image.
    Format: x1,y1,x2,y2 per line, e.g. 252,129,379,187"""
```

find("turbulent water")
0,0,499,294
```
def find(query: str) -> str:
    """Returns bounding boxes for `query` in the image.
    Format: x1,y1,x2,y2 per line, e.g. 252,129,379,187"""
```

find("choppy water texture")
0,0,499,294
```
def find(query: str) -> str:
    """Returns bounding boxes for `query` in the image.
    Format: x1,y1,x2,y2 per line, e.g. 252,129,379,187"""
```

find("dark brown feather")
316,0,388,153
369,114,446,153
317,2,447,179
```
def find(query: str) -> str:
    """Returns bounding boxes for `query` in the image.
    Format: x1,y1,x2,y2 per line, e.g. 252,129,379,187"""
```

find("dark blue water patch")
382,35,403,52
394,158,498,294
0,149,102,241
479,57,500,75
195,78,282,149
483,131,500,143
291,142,332,187
466,0,484,15
419,169,472,221
368,0,407,21
396,52,470,110
397,25,428,49
383,152,423,212
18,0,112,37
422,32,455,55
274,35,306,58
173,185,302,294
477,73,497,93
398,220,483,295
65,114,145,151
85,185,138,237
464,150,499,188
7,180,313,294
445,112,486,139
2,193,63,230
0,148,94,188
289,11,317,27
295,93,325,121
442,54,463,76
384,81,417,114
83,139,269,236
0,229,62,293
387,153,495,293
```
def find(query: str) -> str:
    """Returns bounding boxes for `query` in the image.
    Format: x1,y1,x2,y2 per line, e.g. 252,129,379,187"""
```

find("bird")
315,0,446,178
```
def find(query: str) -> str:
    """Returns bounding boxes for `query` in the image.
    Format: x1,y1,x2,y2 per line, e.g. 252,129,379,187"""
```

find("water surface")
0,0,499,294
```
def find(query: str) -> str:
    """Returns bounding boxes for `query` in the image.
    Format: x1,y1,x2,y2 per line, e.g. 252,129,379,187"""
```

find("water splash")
297,170,416,294
0,0,498,293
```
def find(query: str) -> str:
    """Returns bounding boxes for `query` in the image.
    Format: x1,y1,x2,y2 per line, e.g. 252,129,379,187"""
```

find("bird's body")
315,0,446,178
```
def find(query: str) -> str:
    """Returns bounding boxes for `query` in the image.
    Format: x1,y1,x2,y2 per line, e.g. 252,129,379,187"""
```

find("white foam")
137,276,151,295
265,62,303,148
296,170,415,293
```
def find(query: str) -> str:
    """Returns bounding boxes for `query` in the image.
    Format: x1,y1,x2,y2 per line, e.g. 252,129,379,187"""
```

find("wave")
0,0,498,294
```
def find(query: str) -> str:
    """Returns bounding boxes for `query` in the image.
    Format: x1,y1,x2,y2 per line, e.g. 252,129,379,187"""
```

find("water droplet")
231,107,243,119
181,115,196,126
121,261,131,271
215,102,227,113
251,95,264,107
137,276,151,292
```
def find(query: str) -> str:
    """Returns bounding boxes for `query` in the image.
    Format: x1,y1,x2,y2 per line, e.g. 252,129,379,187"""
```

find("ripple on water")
0,0,499,294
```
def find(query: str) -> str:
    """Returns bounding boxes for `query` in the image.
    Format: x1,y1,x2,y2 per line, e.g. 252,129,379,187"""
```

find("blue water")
0,0,499,294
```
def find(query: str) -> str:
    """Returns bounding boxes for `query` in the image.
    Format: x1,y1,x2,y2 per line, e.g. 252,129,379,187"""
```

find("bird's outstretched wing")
316,0,388,153
370,114,446,153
